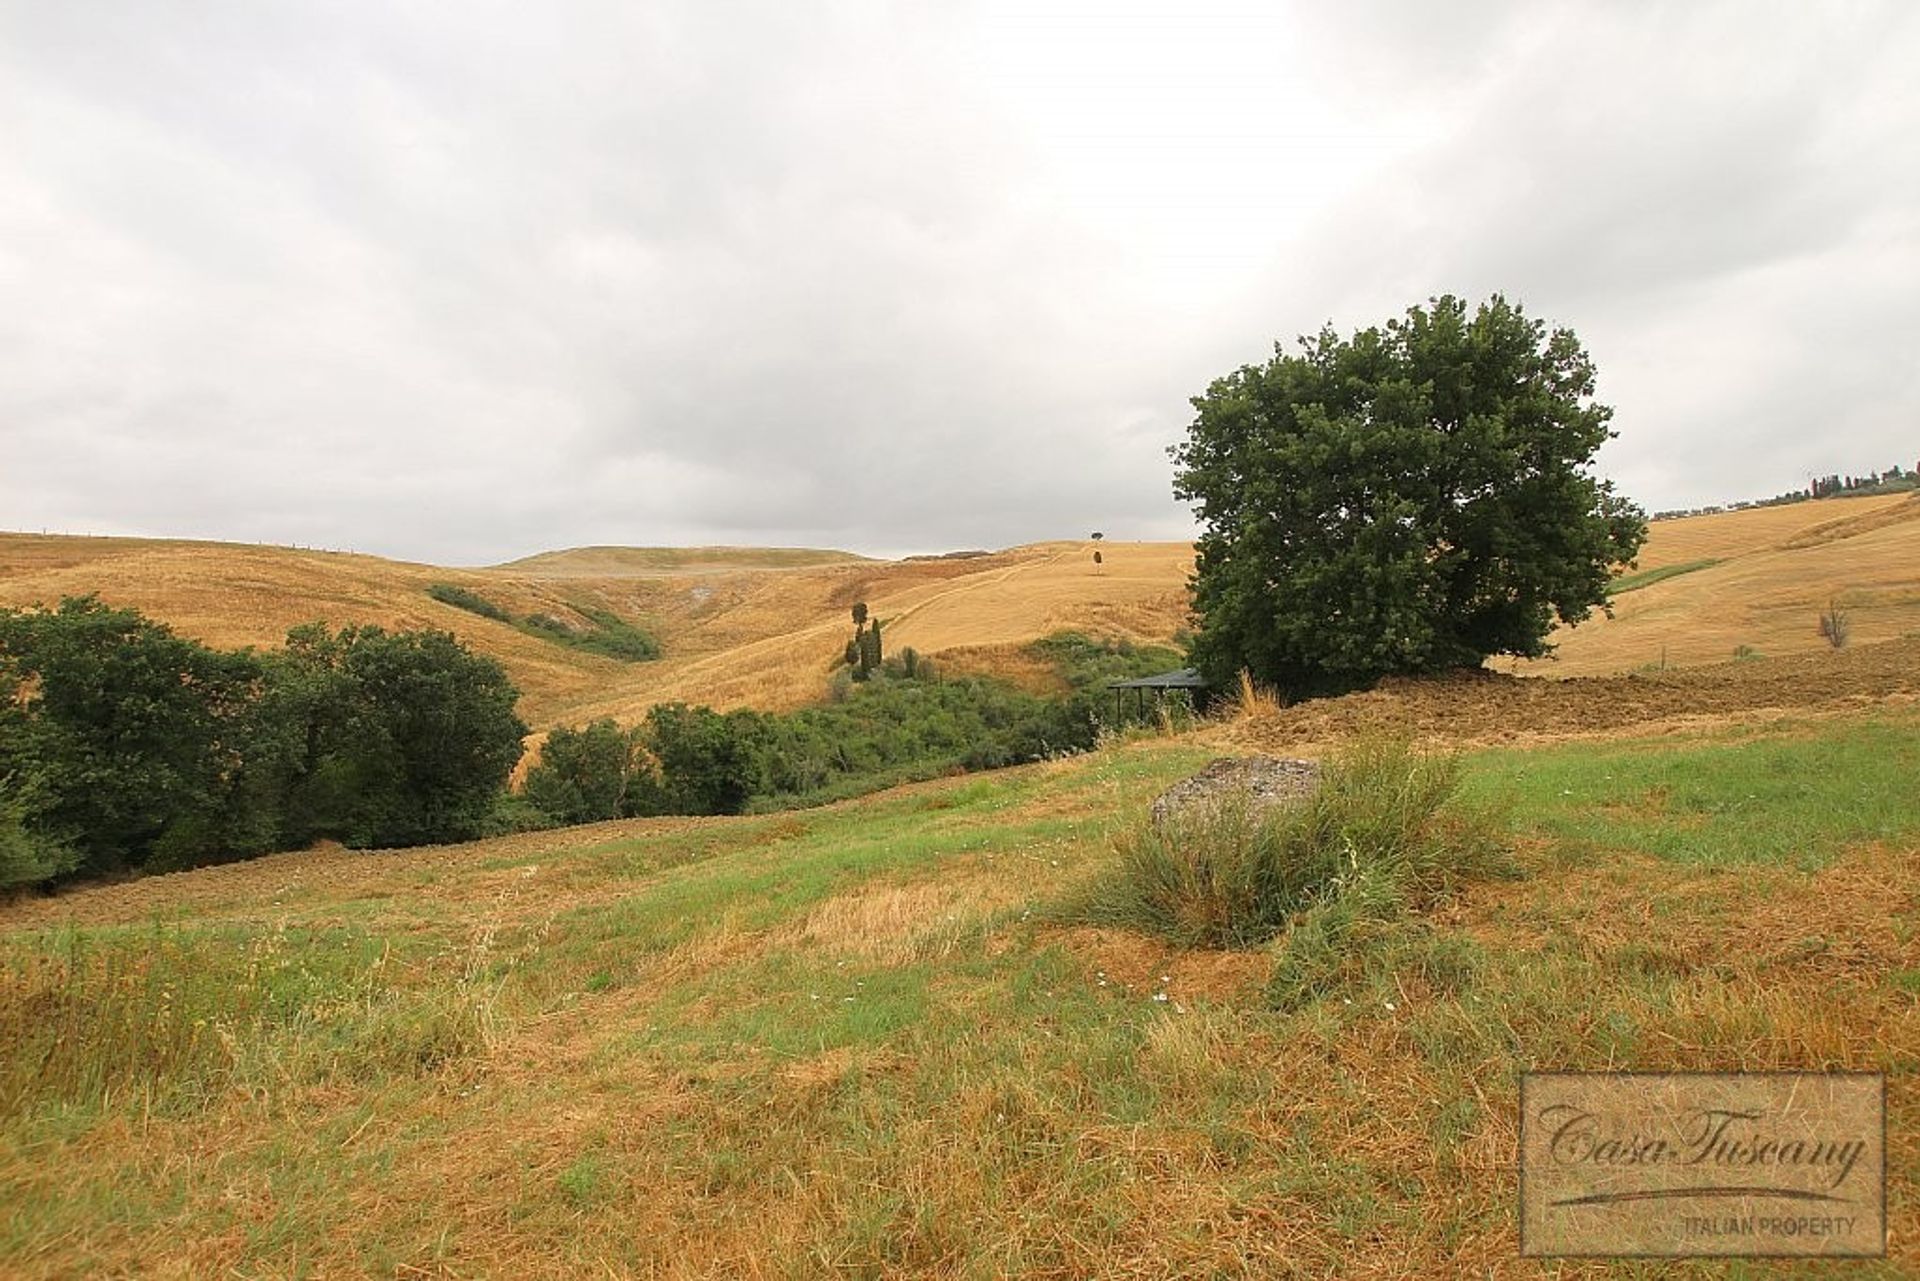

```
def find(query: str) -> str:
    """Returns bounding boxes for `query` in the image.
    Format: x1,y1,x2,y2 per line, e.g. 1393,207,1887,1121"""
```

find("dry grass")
1229,669,1284,719
1507,492,1920,676
1222,632,1920,758
782,875,1019,965
4,713,1920,1276
9,493,1919,733
0,534,1196,728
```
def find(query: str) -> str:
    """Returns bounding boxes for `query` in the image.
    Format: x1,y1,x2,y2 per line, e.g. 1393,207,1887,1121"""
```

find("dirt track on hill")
1223,633,1920,753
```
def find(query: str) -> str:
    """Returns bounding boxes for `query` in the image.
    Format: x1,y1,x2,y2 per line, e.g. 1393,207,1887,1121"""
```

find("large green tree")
258,623,529,847
0,596,263,880
1173,294,1646,698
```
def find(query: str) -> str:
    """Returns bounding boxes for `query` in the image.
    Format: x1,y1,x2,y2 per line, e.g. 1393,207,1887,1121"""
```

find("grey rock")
1150,756,1320,830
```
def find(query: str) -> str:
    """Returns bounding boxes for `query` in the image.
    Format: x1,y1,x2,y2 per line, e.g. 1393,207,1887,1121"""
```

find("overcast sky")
4,2,1916,564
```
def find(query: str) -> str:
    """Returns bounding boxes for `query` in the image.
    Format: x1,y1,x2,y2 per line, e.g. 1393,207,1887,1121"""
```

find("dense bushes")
520,633,1184,822
521,720,647,826
254,624,528,849
2,605,1180,886
521,606,660,661
426,582,511,622
0,598,528,886
427,584,660,662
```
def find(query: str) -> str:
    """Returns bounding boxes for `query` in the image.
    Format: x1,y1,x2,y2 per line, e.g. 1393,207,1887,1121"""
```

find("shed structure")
1105,667,1210,720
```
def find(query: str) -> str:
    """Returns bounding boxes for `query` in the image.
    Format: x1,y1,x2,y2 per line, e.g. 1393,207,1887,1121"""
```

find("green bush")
0,802,80,889
426,582,511,622
428,583,661,663
257,624,528,849
564,607,661,661
0,600,530,886
519,606,659,662
1077,739,1512,960
522,719,647,824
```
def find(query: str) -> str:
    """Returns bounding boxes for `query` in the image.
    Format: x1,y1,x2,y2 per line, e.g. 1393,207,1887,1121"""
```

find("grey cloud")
3,2,1918,560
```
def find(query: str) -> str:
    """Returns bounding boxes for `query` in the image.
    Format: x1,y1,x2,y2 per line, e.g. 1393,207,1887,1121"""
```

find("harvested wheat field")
7,495,1919,735
1506,491,1920,677
1228,633,1920,756
0,533,1193,726
4,648,1918,1277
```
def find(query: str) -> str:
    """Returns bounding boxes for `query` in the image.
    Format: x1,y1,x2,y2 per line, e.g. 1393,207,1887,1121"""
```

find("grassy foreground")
4,713,1919,1277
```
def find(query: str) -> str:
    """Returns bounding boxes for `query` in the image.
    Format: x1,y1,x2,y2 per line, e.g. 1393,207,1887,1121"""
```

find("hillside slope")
0,534,1194,726
4,670,1917,1276
1510,491,1920,675
6,492,1915,726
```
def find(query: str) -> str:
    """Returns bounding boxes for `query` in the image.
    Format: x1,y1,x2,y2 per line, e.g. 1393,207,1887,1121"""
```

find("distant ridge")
489,546,874,576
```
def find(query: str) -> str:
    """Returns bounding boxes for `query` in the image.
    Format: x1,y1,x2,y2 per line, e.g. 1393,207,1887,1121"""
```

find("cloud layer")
4,1,1916,562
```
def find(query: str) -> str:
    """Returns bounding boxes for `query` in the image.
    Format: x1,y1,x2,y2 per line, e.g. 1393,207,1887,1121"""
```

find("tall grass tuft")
0,921,504,1117
1230,669,1283,720
1077,736,1512,966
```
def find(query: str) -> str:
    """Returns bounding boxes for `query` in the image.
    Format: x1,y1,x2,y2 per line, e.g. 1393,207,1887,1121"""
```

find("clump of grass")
1077,738,1512,957
0,921,502,1116
1231,668,1283,719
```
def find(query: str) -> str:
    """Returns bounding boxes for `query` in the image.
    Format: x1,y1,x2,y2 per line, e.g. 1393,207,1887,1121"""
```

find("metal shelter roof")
1105,667,1208,691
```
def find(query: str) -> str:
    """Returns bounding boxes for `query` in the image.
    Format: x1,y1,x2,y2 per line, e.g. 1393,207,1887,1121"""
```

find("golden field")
3,490,1916,726
1504,491,1920,676
0,535,1194,727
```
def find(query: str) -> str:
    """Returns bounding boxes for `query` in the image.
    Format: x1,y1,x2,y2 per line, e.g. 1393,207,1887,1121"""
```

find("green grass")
1606,557,1723,595
0,920,499,1117
3,717,1918,1275
425,581,511,622
519,605,660,661
1460,714,1920,867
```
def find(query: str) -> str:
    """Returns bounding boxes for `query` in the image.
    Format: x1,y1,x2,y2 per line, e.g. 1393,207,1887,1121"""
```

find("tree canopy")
1172,294,1647,699
0,599,528,886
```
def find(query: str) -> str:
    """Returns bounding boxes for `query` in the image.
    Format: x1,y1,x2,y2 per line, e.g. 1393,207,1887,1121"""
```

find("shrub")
521,607,659,662
1819,599,1851,649
1077,738,1511,957
566,607,661,661
426,582,511,622
0,800,80,889
640,703,769,816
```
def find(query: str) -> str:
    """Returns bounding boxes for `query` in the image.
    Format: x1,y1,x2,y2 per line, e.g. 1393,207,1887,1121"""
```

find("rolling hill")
0,533,1194,727
1502,490,1920,675
4,491,1917,728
